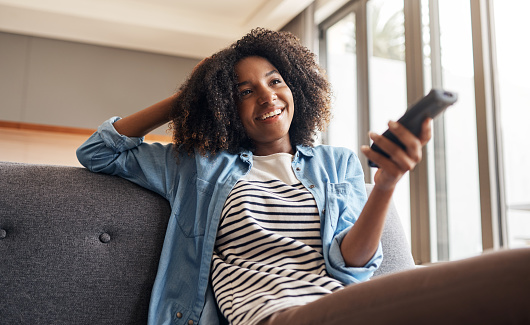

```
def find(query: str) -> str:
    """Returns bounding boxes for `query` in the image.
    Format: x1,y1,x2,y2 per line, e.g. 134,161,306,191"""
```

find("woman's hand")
112,57,211,138
361,118,432,191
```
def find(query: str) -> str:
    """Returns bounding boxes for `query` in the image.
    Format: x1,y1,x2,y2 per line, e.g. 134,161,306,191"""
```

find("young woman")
77,28,529,325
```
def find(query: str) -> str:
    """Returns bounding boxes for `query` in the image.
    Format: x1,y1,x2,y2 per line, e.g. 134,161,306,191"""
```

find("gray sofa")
0,161,415,324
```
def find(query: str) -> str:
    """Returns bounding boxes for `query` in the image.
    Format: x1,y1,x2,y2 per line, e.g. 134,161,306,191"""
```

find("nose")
257,86,277,105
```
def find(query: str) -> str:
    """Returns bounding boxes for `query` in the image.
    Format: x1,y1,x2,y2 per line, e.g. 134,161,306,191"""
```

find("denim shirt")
76,117,383,325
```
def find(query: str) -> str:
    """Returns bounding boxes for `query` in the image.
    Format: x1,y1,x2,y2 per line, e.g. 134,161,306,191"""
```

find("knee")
485,247,530,283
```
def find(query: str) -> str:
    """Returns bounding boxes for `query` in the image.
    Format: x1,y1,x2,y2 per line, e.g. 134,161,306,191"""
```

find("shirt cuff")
97,116,145,152
328,226,383,284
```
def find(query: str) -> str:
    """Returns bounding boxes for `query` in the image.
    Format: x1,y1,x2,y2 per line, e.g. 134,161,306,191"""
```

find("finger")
419,117,433,145
361,145,399,172
387,122,423,163
369,131,417,171
361,145,404,188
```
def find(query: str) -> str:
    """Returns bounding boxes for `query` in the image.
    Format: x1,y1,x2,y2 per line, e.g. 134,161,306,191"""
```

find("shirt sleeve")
327,227,383,284
324,149,383,284
76,117,177,199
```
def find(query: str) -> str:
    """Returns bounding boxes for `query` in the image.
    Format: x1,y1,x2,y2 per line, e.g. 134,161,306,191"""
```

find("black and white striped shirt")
211,153,344,325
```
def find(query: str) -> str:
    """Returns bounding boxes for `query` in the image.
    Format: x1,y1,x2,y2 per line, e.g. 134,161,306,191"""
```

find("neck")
253,143,294,156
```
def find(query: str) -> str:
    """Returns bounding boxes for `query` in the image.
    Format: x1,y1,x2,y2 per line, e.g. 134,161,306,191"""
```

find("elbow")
76,139,107,172
76,144,93,170
76,141,122,175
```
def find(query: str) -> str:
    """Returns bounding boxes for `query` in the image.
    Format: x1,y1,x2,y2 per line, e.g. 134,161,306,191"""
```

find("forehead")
235,56,279,80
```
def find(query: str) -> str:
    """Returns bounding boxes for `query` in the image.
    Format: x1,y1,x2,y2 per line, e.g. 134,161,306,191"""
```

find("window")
492,1,530,248
367,0,410,242
433,0,483,261
324,12,358,152
319,0,528,263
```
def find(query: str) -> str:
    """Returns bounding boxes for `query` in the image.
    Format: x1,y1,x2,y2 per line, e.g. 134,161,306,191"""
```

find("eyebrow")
236,70,280,88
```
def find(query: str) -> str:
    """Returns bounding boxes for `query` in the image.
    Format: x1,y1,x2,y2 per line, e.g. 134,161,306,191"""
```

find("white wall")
0,32,200,135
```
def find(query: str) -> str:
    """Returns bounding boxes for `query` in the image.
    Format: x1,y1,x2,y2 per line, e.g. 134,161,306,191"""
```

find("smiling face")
235,56,295,156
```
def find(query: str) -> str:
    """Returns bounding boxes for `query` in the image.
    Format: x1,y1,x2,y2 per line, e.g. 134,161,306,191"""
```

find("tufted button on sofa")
0,161,415,324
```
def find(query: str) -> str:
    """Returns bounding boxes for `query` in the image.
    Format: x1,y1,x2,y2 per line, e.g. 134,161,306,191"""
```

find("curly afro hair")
169,27,332,156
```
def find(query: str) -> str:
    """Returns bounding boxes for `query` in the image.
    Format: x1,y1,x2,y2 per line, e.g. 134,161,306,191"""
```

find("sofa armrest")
365,184,416,277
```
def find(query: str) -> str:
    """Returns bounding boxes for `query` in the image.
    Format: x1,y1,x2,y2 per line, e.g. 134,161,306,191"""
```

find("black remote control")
369,88,458,168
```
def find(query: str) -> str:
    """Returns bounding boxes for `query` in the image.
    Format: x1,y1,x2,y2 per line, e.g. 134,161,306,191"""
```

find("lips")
257,108,283,121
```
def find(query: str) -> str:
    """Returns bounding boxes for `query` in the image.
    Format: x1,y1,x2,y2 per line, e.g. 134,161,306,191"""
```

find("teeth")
258,109,282,120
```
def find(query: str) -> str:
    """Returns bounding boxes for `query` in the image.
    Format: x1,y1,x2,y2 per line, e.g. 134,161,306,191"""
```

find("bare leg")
260,248,530,324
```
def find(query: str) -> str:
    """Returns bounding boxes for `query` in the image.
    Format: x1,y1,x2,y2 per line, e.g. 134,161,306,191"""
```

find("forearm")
340,185,394,267
343,119,432,267
113,94,177,137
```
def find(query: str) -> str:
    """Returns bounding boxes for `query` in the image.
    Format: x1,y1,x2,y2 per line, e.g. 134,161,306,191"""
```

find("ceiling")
0,0,321,59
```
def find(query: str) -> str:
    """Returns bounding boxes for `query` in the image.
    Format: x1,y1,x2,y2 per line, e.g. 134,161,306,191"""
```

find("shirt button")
176,312,183,319
188,320,194,325
309,184,315,189
296,167,301,171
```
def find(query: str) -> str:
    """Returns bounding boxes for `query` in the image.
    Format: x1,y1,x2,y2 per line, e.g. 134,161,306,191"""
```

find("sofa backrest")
0,162,414,324
1,162,170,324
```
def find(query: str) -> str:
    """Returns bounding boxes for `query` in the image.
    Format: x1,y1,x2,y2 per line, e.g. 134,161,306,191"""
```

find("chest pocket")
324,182,355,230
175,175,215,237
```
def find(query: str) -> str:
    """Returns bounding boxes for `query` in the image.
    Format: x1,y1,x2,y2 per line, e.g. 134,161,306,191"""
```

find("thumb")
420,117,433,145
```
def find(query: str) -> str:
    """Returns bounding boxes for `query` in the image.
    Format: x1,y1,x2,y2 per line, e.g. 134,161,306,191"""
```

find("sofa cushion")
0,162,171,324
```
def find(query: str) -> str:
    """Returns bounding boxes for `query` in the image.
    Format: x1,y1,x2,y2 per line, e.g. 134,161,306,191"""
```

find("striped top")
211,153,344,325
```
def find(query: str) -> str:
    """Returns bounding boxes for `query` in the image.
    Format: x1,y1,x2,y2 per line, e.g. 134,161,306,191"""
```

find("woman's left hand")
361,118,432,191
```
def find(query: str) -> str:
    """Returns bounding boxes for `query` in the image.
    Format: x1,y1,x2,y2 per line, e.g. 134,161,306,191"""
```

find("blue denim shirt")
76,117,383,325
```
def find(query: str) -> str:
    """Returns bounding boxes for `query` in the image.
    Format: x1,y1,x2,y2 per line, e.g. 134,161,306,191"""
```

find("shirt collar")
238,149,253,166
238,145,314,162
296,145,314,157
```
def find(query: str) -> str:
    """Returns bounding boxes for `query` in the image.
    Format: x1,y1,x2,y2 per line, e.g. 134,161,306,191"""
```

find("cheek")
282,88,295,107
283,91,293,108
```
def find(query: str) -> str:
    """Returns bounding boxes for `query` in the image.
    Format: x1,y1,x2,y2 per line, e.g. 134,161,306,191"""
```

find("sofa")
0,161,415,324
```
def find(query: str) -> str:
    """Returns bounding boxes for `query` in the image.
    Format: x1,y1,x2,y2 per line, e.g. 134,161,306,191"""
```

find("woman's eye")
271,79,282,85
240,89,252,97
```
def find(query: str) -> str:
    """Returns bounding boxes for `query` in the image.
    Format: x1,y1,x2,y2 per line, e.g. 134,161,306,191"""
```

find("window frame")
319,0,372,184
